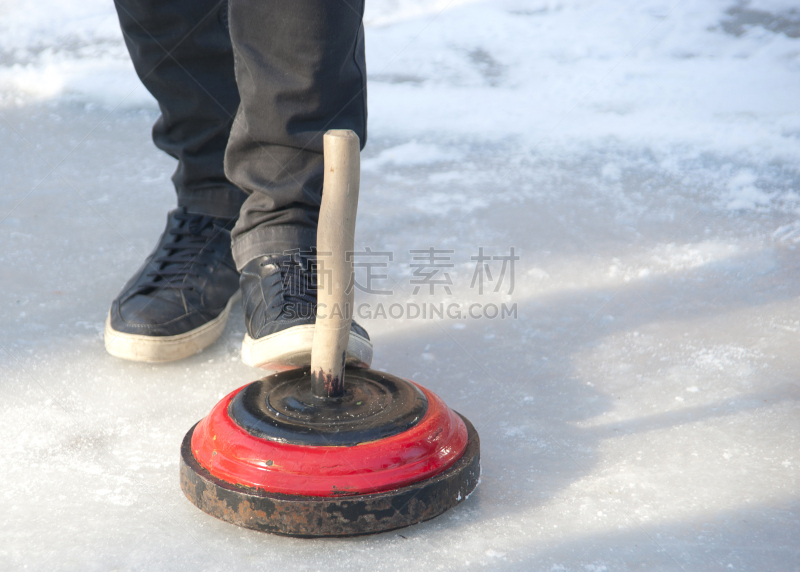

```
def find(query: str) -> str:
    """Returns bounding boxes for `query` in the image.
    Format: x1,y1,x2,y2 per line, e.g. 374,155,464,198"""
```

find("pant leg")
225,0,367,268
114,0,246,218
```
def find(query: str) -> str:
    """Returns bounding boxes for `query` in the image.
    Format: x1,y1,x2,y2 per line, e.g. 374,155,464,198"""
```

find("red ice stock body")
190,380,468,497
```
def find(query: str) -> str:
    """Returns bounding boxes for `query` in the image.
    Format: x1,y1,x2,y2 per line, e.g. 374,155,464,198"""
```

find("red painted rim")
190,381,468,497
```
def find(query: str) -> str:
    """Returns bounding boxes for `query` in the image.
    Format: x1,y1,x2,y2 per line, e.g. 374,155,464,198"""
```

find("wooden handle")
311,130,360,399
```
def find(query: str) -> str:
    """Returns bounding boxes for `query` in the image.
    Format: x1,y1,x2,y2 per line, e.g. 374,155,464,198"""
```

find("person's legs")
106,0,243,362
106,0,372,366
224,0,368,267
225,0,371,368
114,0,245,217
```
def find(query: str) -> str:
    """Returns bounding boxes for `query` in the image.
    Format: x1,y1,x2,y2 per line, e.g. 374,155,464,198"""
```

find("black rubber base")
179,415,480,537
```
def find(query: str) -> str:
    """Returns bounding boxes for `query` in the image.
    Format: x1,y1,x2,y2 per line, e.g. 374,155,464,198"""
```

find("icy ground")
1,0,800,569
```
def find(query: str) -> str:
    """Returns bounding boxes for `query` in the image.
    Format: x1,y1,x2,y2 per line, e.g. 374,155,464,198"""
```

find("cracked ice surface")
1,0,799,570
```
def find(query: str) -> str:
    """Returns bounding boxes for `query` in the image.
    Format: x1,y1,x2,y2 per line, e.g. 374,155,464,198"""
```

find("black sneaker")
104,208,240,362
239,252,372,369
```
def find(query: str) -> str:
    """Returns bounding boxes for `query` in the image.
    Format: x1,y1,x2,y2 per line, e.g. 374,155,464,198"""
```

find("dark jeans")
114,0,367,269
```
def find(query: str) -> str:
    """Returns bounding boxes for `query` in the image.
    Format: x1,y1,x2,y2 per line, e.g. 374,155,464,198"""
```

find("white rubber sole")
104,291,241,363
241,324,373,370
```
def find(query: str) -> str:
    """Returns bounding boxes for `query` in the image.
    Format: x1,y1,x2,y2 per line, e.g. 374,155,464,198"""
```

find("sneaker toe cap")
350,320,370,341
110,295,217,336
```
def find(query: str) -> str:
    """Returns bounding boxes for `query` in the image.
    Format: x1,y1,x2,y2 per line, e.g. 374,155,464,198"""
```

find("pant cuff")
178,186,247,219
232,225,317,270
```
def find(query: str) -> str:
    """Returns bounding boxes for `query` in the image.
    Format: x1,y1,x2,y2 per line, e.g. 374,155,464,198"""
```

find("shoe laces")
135,209,232,294
271,251,318,314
